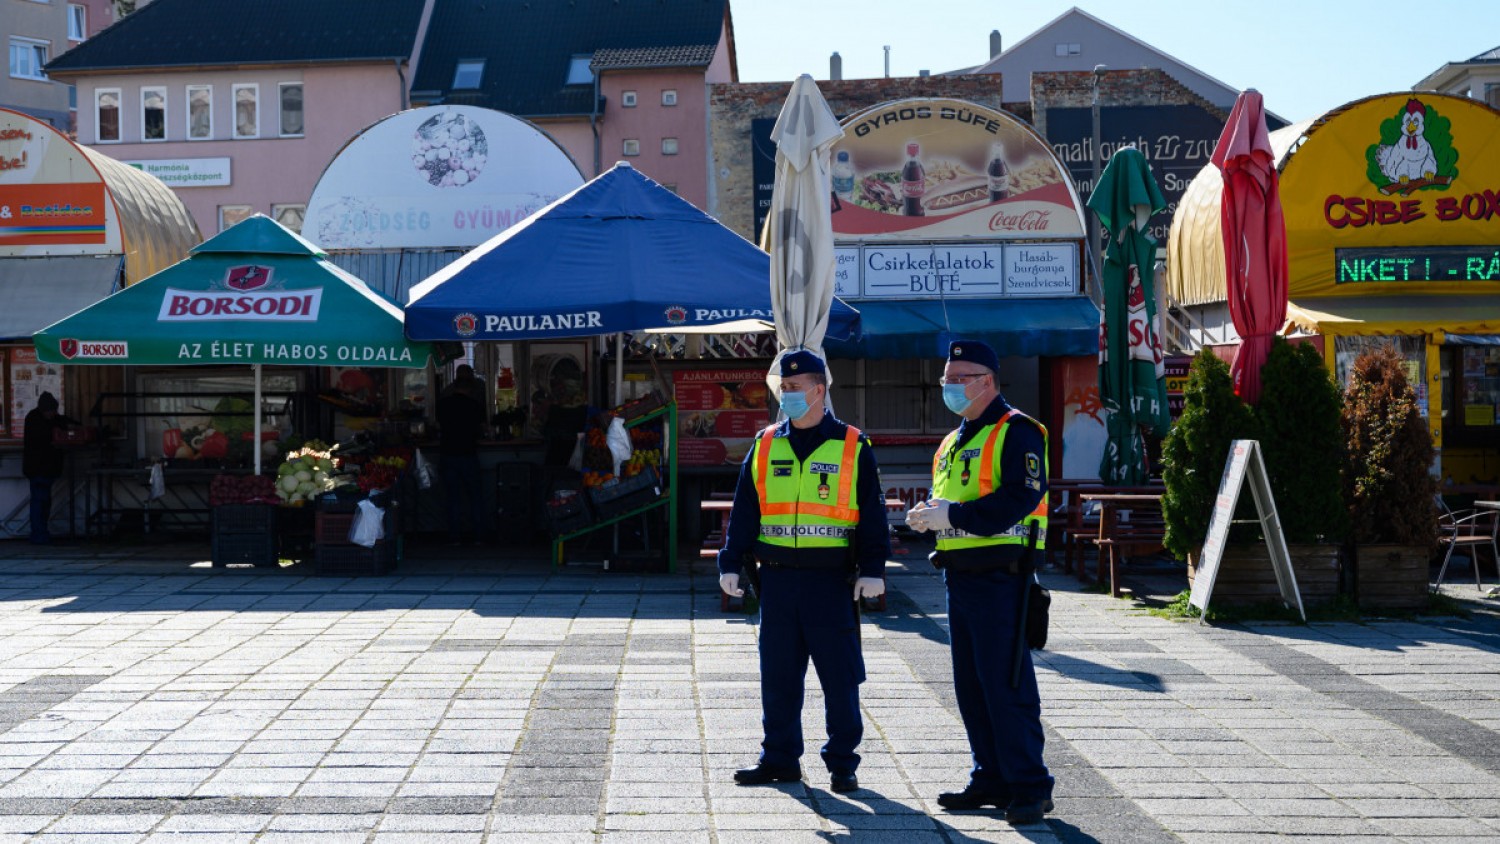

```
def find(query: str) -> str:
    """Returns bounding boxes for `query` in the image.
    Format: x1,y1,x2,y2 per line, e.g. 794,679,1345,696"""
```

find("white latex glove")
719,573,743,597
905,502,932,532
853,577,885,601
921,499,954,532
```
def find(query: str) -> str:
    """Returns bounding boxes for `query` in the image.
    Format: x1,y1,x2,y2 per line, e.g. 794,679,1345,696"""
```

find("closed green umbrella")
1087,147,1170,485
34,215,432,472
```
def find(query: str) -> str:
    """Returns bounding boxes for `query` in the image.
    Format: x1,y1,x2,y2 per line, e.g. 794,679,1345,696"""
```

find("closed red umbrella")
1211,89,1287,405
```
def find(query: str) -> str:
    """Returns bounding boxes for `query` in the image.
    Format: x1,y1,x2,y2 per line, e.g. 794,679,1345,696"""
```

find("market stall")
0,107,200,538
406,162,861,570
33,215,432,564
1169,92,1500,482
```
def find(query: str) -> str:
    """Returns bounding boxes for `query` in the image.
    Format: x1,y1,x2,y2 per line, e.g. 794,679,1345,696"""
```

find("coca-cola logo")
987,209,1052,232
224,265,274,291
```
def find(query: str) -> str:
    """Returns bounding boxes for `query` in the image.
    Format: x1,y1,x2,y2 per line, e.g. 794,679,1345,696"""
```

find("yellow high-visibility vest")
931,409,1048,552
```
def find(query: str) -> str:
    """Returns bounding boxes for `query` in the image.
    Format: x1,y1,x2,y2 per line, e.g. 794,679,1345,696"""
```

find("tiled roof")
47,0,425,72
591,45,717,70
412,0,726,117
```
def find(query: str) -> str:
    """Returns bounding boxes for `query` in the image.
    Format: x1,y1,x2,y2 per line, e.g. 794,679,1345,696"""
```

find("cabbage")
294,470,312,482
312,471,329,485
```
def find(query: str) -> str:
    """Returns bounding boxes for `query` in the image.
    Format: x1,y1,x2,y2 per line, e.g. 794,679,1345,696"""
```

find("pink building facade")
62,64,406,238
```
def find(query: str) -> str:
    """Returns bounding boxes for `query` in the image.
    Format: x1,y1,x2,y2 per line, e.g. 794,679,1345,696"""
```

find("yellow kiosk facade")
1169,92,1500,483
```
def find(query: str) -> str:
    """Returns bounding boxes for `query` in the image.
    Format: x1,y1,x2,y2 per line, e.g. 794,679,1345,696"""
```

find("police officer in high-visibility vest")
906,340,1054,826
718,350,890,795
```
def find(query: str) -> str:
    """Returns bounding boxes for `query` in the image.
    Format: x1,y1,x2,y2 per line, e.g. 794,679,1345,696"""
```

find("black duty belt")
757,557,848,570
929,551,1025,575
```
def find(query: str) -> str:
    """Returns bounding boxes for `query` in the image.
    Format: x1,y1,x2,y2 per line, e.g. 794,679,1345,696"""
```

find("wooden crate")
1189,544,1342,607
1354,544,1429,610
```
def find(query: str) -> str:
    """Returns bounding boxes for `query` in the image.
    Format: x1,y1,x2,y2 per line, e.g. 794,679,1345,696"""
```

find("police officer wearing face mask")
717,350,890,795
906,340,1053,826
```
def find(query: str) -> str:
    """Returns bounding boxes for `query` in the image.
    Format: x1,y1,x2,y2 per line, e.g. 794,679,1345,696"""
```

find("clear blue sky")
732,1,1499,124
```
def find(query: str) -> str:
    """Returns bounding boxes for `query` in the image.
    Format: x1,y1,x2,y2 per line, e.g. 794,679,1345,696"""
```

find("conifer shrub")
1340,345,1437,546
1255,338,1347,544
1161,349,1254,559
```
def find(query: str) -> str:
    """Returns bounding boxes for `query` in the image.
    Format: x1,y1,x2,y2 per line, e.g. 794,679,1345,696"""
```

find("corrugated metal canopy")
80,145,201,284
1165,119,1314,307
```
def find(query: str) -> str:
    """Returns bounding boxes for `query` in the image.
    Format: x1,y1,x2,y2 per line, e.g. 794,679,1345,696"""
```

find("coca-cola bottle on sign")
987,142,1009,202
900,142,925,216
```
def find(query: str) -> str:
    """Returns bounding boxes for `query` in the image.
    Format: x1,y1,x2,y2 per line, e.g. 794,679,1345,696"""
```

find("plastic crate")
314,539,397,576
614,391,665,421
315,503,397,546
213,504,277,534
545,494,593,536
211,530,278,568
589,466,661,520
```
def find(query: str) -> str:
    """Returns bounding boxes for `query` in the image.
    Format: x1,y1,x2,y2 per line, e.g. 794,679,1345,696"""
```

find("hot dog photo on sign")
830,98,1086,242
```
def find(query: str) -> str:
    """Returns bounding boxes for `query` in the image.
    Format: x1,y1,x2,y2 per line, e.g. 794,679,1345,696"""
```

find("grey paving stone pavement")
0,540,1497,842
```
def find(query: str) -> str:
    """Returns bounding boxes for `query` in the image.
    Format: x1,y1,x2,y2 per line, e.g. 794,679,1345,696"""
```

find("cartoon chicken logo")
1367,98,1458,195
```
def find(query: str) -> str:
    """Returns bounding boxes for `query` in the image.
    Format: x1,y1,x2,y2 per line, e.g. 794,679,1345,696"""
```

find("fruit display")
208,474,279,506
623,426,663,478
357,456,406,493
275,442,346,504
582,470,615,489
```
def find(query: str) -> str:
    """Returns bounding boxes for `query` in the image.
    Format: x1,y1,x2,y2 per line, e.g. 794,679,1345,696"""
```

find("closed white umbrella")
764,74,844,404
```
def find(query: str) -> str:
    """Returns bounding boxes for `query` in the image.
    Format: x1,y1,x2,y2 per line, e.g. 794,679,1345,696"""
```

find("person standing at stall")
717,350,890,795
906,340,1054,826
22,392,76,545
436,365,488,545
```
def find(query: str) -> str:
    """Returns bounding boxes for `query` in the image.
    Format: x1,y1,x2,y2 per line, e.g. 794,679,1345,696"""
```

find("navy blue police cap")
779,349,826,377
948,340,999,371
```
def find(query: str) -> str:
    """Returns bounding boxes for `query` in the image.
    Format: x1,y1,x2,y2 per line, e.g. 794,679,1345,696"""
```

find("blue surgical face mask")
779,390,810,421
942,383,972,415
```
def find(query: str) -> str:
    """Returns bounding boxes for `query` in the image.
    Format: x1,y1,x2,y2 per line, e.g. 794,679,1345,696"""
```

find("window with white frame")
95,88,120,142
1055,42,1081,56
187,85,212,139
621,90,637,107
661,137,678,155
278,82,303,136
219,205,254,231
622,139,639,157
233,84,258,138
661,89,677,106
452,60,483,89
67,4,86,40
9,38,49,81
271,204,305,233
141,86,165,141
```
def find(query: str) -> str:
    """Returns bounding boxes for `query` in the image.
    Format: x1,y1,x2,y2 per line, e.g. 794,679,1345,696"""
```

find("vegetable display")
208,474,279,506
275,442,344,504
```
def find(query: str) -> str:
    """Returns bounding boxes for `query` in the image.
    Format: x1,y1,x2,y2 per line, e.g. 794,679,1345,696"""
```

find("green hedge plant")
1341,345,1437,546
1162,349,1254,559
1255,338,1348,544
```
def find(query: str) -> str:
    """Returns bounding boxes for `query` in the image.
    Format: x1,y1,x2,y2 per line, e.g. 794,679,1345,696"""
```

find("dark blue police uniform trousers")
757,564,865,775
946,567,1053,801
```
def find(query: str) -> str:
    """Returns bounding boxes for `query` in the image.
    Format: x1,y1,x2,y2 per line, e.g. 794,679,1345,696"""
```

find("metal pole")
253,363,263,475
1091,65,1106,270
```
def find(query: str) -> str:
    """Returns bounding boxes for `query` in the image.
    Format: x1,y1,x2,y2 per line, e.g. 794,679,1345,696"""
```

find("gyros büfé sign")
830,98,1086,242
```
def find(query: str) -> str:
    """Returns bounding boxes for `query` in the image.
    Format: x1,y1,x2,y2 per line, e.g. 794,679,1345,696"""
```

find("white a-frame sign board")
1187,440,1305,622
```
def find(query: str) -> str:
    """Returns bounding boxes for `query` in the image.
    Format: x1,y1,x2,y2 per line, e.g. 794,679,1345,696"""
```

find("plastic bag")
606,417,632,476
349,498,386,548
147,463,166,501
414,449,435,490
567,433,584,472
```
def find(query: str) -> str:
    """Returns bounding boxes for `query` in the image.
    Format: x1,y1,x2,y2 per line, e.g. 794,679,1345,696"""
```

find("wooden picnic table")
1078,491,1166,598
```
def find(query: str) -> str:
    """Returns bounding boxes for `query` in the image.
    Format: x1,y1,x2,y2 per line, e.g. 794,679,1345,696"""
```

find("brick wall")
1029,67,1228,139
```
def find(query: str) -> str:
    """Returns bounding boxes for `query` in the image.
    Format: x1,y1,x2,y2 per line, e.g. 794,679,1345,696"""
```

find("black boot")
733,763,801,785
937,785,1011,810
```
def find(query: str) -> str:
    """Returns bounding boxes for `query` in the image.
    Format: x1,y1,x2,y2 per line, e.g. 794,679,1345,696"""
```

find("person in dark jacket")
718,350,890,795
907,340,1053,826
22,392,75,545
436,365,488,544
